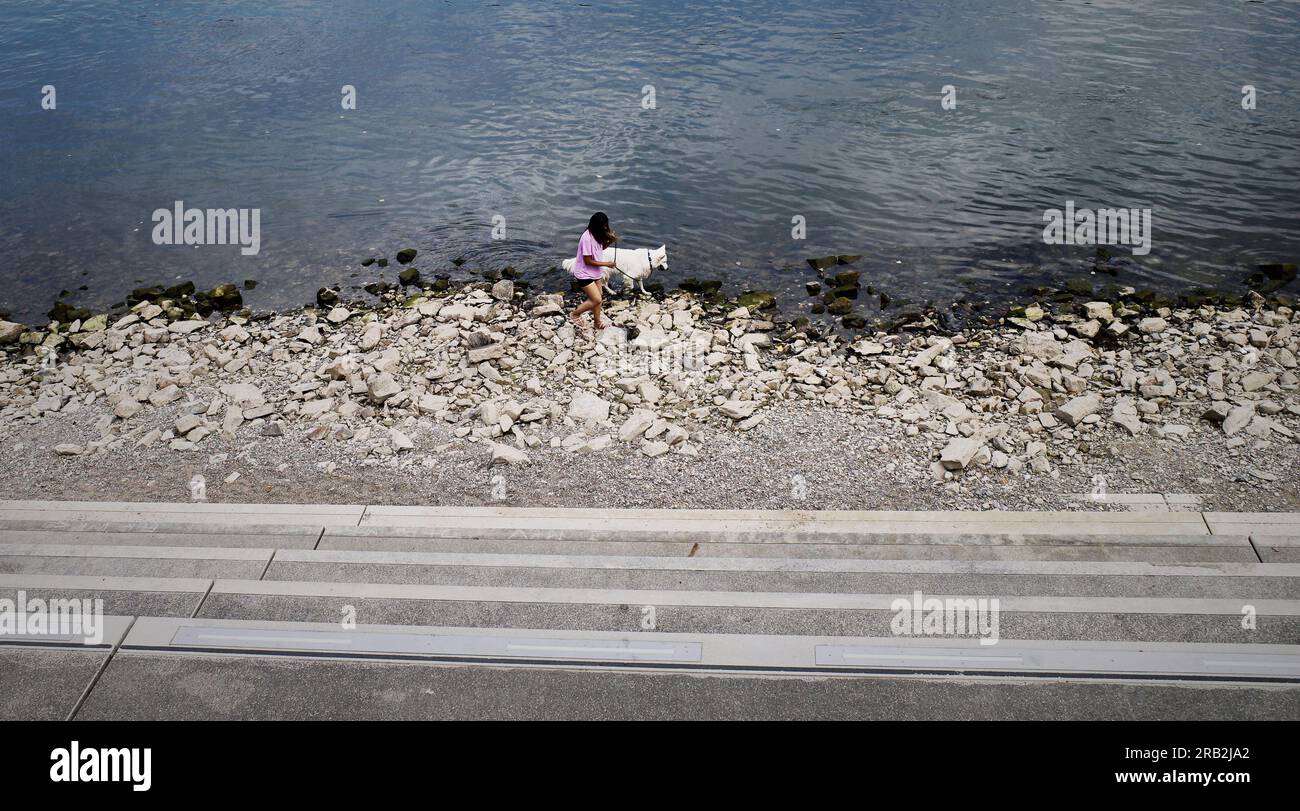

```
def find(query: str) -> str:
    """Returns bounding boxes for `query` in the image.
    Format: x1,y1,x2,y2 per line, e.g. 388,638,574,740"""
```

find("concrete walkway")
1,500,1297,720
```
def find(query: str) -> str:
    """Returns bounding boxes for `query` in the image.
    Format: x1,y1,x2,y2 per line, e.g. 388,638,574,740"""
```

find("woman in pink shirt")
569,212,619,332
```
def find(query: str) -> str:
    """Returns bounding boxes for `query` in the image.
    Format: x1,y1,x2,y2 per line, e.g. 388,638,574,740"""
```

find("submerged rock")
209,284,243,309
678,278,722,295
736,291,776,311
48,302,91,323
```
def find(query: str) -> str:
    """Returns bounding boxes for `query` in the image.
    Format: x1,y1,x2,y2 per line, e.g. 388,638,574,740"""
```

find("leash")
608,245,652,282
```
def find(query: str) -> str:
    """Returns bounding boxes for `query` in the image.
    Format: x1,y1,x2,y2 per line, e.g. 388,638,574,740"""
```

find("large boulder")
1054,393,1102,427
367,372,402,404
618,409,657,441
567,390,611,423
719,400,758,420
939,436,982,471
0,321,24,344
490,443,528,465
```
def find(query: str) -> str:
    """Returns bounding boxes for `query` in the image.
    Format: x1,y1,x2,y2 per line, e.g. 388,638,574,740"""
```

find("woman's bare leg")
588,282,608,329
570,281,602,328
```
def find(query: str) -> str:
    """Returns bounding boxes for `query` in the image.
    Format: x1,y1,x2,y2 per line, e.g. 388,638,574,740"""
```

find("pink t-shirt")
572,229,606,280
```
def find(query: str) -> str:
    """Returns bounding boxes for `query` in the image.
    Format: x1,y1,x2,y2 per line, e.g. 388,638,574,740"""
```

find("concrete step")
0,544,271,579
14,569,1291,644
1,518,1259,561
319,526,1255,561
121,617,1300,681
3,499,1295,720
0,521,321,549
73,648,1300,720
0,574,208,617
1207,512,1300,537
1254,536,1300,563
4,544,1291,599
0,500,1218,538
7,616,1293,721
356,505,1212,539
263,549,1300,598
194,578,1300,644
0,500,362,527
314,530,1258,561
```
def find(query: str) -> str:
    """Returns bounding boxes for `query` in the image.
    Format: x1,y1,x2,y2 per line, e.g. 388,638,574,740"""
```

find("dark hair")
587,212,617,248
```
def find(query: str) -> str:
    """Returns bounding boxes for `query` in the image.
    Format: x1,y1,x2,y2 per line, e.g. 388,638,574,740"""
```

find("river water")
1,0,1298,322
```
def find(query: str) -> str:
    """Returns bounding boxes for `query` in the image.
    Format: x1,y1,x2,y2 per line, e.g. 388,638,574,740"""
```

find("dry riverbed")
0,277,1296,512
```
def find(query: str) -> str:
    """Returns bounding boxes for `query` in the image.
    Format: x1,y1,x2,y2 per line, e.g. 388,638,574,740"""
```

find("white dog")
562,244,668,295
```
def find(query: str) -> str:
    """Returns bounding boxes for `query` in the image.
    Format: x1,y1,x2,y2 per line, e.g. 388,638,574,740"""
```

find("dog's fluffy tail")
561,257,576,273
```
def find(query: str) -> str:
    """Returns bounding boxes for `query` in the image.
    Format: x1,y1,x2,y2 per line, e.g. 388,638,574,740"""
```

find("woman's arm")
584,254,617,268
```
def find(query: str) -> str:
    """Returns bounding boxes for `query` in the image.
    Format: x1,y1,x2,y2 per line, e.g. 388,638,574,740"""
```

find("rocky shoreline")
0,264,1297,511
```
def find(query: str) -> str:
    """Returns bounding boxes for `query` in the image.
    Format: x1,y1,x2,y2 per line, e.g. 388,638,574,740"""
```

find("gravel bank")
0,278,1296,512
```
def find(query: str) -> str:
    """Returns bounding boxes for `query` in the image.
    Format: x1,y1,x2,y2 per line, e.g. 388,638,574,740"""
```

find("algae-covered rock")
48,302,91,323
736,291,776,311
208,284,243,309
833,270,860,288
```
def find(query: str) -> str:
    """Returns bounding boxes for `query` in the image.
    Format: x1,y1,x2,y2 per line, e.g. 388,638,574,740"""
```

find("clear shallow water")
1,0,1298,323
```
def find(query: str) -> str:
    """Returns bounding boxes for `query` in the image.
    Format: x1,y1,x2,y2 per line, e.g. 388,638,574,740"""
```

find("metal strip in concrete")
814,643,1300,680
0,614,133,649
121,617,1300,681
207,578,1300,616
269,548,1299,577
167,627,702,664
